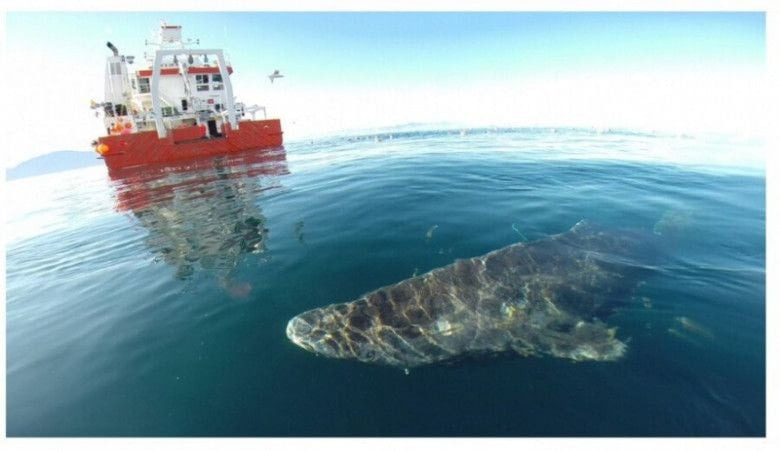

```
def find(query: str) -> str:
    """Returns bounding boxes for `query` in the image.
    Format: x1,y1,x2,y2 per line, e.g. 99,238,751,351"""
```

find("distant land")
6,151,102,181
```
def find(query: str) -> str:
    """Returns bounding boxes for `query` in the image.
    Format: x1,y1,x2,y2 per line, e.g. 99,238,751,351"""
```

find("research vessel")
91,23,282,170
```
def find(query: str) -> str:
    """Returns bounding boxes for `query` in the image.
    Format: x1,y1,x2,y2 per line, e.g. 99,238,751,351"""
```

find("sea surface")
5,127,765,436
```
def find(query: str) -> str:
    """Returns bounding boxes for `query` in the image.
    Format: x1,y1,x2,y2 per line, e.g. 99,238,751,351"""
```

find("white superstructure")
92,23,264,140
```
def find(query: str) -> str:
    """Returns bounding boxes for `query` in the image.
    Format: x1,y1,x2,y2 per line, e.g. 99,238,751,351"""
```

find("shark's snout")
286,315,315,351
285,306,368,361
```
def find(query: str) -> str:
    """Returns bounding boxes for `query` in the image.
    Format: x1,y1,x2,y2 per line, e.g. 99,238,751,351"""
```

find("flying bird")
268,70,284,83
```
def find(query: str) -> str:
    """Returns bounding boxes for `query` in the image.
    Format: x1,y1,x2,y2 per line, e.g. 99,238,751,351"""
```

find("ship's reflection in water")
108,148,289,297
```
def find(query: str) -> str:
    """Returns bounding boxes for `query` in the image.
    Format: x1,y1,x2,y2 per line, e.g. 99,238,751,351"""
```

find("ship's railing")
243,104,267,120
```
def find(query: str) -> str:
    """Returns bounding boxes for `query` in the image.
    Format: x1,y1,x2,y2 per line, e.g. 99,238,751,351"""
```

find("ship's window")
195,74,209,91
212,74,223,82
138,77,150,94
212,83,223,91
161,106,174,117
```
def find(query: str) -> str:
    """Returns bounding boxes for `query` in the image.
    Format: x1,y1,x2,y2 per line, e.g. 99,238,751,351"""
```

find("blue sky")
3,12,767,165
7,12,763,85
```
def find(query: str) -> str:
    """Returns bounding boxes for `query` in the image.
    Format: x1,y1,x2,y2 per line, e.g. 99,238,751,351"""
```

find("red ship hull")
97,119,283,170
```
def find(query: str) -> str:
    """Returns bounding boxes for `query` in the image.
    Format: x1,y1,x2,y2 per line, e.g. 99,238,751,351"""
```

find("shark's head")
286,303,394,365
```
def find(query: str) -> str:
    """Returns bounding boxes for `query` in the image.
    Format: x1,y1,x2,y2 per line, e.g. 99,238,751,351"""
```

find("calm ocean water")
5,127,765,436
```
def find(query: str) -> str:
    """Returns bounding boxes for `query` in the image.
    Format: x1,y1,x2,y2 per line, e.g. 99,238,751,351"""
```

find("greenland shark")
286,220,654,368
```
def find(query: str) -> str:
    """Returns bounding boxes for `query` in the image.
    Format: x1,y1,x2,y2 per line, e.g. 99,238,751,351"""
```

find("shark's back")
286,221,655,367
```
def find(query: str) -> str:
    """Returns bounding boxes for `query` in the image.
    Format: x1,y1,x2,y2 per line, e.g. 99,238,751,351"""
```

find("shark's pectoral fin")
545,320,627,361
510,341,538,357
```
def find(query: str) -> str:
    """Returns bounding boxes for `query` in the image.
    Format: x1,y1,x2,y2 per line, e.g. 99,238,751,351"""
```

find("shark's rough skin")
286,221,652,368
